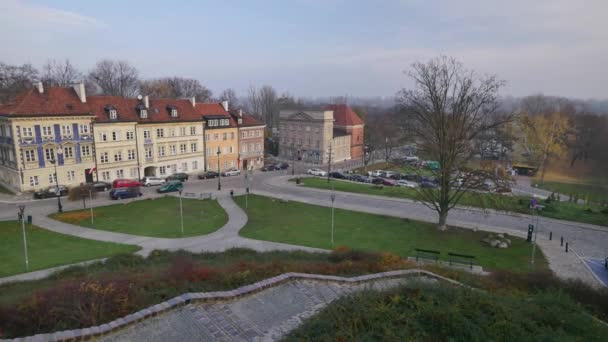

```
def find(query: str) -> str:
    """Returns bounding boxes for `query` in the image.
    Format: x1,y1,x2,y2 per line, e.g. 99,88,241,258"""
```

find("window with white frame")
171,109,178,117
29,176,39,186
158,146,165,157
140,109,148,119
214,134,218,140
242,131,247,138
180,144,187,154
100,132,108,142
222,133,227,140
44,148,55,161
190,143,197,152
249,143,254,152
126,131,134,140
169,145,176,155
159,166,166,175
63,146,73,159
145,147,152,159
205,147,211,155
48,173,56,184
130,167,138,178
206,134,210,141
230,132,235,140
182,162,188,171
61,125,71,136
42,126,52,136
79,124,90,134
248,131,253,137
190,126,196,135
116,169,124,178
156,128,164,138
192,160,198,170
256,130,261,137
127,149,136,160
24,149,36,162
67,170,75,181
81,145,91,157
223,160,228,170
101,171,110,181
256,143,261,151
22,127,33,137
100,152,109,163
170,128,175,137
171,164,177,173
180,127,186,136
143,130,151,139
222,147,227,154
114,151,122,162
111,131,119,141
242,145,247,153
231,160,235,167
229,146,233,153
109,109,118,119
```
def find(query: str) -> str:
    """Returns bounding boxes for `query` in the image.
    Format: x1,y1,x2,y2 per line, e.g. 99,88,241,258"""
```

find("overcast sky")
1,0,607,99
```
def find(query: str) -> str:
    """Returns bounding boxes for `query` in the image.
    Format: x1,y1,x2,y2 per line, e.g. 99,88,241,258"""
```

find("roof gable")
325,104,364,126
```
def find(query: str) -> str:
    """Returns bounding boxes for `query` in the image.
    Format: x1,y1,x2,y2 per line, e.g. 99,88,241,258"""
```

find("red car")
112,178,141,189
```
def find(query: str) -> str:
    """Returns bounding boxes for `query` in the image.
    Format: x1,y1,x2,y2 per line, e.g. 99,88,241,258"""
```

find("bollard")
565,242,568,253
549,232,552,240
560,237,563,246
230,190,234,197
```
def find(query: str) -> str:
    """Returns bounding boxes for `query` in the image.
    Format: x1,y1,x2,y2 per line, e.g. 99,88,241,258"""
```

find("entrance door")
84,169,93,183
243,159,248,170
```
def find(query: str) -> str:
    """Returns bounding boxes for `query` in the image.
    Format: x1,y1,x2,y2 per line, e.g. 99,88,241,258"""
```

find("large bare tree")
140,77,212,102
397,56,509,230
41,59,83,86
218,88,239,107
0,62,39,102
87,59,140,97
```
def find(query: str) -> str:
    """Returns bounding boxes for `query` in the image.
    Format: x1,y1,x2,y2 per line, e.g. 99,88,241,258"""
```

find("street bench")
414,248,440,262
448,252,476,269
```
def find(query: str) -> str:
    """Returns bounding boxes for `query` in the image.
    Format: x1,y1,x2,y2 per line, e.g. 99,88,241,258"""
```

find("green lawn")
50,196,228,238
535,180,608,204
0,184,14,194
296,177,608,226
235,195,547,273
0,221,139,277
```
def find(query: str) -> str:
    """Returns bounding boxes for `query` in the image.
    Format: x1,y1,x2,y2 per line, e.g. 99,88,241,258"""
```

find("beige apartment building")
278,108,355,164
0,83,263,193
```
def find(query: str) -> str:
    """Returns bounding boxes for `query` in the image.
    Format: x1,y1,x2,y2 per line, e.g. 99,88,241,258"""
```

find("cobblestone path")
101,277,422,341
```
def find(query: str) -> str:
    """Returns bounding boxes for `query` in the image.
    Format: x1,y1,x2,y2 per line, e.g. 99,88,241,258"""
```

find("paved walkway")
100,276,428,341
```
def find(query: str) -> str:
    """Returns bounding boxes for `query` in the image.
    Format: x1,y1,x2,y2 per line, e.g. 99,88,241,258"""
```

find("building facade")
231,109,265,170
0,84,261,192
278,105,363,164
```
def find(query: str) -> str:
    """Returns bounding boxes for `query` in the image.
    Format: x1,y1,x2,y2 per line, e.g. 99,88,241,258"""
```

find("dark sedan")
89,181,111,192
198,171,219,179
33,185,69,199
166,172,189,182
276,162,289,170
329,171,348,179
262,164,278,172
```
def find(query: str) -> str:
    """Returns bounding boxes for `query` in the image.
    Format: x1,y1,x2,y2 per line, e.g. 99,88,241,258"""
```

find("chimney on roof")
34,81,43,94
239,109,243,117
143,95,149,109
72,83,86,103
189,96,196,107
221,100,229,112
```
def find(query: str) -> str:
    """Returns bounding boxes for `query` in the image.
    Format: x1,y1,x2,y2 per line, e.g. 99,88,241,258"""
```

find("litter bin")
27,215,32,224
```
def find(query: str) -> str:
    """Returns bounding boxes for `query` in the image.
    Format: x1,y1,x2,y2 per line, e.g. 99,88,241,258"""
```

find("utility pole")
327,142,332,183
330,184,335,247
89,187,94,225
178,188,184,236
18,205,29,272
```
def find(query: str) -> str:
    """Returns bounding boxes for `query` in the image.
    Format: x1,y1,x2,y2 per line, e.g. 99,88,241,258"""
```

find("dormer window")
109,110,117,120
171,109,178,117
140,109,148,119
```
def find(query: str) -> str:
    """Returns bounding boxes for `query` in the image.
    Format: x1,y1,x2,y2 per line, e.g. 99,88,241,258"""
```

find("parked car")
402,174,420,182
368,170,385,177
166,172,189,182
404,155,420,163
112,178,141,189
383,171,396,179
389,173,402,180
157,180,183,193
371,178,384,185
349,174,366,183
359,176,374,183
198,171,219,179
329,171,347,179
307,168,327,176
276,162,289,170
222,168,241,177
142,177,166,187
110,187,142,200
397,180,418,188
33,185,69,199
420,180,438,189
89,181,111,192
262,164,278,172
482,179,496,191
382,179,397,186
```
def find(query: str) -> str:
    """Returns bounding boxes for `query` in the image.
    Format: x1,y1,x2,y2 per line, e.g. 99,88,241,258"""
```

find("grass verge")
234,194,547,273
0,221,139,277
535,180,608,204
50,196,228,238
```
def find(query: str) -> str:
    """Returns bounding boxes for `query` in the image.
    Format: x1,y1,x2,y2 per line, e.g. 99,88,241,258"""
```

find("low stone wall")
8,269,466,342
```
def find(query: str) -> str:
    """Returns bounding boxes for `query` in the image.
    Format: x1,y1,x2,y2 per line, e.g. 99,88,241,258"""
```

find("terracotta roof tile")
0,87,92,117
325,104,364,126
229,110,265,127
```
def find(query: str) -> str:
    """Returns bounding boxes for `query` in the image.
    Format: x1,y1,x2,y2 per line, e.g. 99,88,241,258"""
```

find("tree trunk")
438,210,448,231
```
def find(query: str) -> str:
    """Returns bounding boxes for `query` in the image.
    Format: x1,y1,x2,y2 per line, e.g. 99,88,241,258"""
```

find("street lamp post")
50,148,63,213
330,184,335,247
89,187,94,225
178,188,184,236
18,204,29,272
216,150,221,191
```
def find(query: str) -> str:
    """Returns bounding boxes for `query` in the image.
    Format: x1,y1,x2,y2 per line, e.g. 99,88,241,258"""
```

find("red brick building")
230,109,265,170
325,104,365,159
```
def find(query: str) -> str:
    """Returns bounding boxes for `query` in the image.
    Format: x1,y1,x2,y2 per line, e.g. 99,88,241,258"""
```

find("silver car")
143,177,166,187
222,168,241,177
307,168,327,176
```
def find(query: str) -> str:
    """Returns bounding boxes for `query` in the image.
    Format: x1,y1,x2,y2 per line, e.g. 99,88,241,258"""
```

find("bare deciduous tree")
247,85,261,115
140,77,212,102
398,56,509,230
68,184,97,209
41,59,83,86
87,59,140,97
218,88,239,107
0,62,39,102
